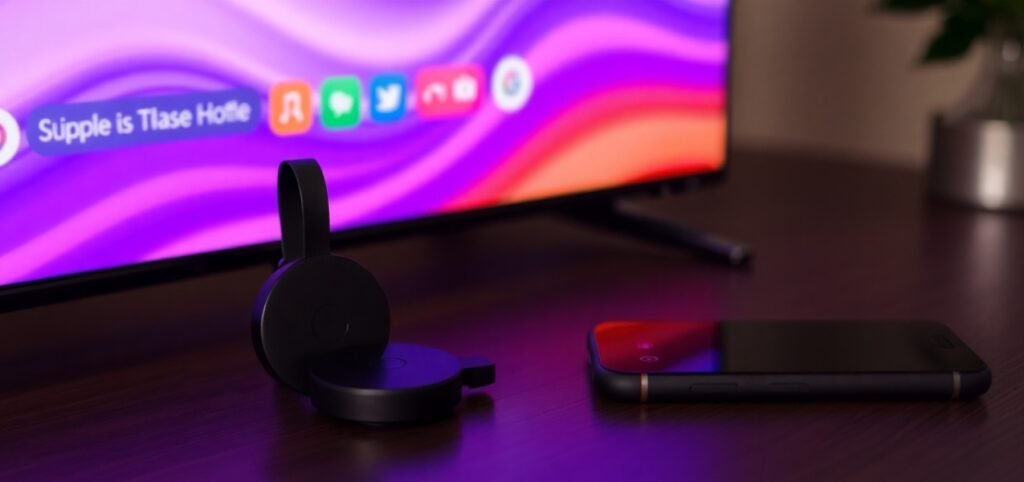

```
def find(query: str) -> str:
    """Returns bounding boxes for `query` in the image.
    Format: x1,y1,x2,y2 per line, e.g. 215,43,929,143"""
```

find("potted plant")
883,0,1024,210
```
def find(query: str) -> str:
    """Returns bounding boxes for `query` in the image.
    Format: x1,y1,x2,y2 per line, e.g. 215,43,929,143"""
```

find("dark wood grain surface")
2,151,1022,481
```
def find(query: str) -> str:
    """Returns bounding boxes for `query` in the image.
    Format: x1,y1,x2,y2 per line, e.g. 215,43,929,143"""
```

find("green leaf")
879,0,943,11
986,0,1024,20
984,0,1024,35
923,13,987,62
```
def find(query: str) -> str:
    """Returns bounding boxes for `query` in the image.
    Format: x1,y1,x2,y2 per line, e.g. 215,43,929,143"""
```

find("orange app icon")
269,81,313,136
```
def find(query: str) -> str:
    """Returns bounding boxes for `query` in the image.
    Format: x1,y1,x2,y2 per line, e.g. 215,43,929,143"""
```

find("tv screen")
0,0,729,291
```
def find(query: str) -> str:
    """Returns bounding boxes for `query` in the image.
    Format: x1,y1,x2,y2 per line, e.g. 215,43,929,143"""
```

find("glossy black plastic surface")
309,343,465,423
252,255,390,393
252,159,495,424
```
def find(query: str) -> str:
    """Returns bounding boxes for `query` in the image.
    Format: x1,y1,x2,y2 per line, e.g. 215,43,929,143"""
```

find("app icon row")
269,55,533,136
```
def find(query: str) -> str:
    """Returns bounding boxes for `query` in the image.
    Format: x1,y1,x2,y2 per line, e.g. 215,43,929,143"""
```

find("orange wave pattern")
449,86,726,210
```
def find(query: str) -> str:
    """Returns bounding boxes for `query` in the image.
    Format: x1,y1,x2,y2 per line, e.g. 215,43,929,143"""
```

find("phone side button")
689,383,739,394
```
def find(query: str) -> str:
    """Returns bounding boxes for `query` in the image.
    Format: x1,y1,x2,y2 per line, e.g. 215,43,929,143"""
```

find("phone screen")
592,321,987,375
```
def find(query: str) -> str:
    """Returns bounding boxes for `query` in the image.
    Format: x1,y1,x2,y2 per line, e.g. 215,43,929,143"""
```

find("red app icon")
415,65,484,118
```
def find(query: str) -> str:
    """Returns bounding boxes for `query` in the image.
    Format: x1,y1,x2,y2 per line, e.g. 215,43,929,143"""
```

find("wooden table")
2,151,1022,481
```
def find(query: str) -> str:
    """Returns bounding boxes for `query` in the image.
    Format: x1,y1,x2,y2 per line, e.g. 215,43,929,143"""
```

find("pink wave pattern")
0,0,729,286
140,16,726,263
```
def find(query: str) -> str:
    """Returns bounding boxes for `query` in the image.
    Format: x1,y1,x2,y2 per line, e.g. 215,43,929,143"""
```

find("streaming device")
252,159,495,424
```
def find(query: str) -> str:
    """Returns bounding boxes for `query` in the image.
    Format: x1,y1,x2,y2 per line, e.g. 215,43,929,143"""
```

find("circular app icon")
491,55,533,113
0,108,21,168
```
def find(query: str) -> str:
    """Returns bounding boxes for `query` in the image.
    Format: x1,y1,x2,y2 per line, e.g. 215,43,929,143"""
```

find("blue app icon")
369,74,408,123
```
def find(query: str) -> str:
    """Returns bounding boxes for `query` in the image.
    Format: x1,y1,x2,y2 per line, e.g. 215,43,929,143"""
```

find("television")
0,0,731,311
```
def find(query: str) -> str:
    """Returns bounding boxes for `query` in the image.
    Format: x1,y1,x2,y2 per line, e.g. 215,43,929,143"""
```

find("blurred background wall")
730,0,985,169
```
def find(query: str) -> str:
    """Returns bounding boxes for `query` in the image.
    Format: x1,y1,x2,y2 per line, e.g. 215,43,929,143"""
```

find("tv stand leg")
564,200,753,268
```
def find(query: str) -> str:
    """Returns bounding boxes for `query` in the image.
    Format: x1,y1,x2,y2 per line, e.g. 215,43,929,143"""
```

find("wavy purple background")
0,0,729,286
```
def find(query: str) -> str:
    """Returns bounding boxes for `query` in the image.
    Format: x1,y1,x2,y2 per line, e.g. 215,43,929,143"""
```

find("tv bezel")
0,2,734,313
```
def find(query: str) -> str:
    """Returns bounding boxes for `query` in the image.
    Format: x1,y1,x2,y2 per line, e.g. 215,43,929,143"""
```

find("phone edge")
586,327,993,402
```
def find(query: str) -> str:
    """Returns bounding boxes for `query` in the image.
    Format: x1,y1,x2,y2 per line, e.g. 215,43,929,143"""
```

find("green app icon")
320,76,362,129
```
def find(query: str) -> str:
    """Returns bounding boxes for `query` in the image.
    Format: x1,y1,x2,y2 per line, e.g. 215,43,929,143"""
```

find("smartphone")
588,320,991,402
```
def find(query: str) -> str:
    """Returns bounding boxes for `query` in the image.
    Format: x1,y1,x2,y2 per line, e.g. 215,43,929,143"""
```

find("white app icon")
279,91,306,124
422,82,447,104
375,84,402,113
452,74,479,104
327,91,355,117
491,55,534,112
0,108,21,168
